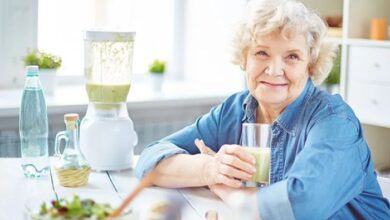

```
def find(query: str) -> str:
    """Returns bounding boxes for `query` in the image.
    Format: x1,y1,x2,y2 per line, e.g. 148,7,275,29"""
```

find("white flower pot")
39,69,56,95
150,73,164,93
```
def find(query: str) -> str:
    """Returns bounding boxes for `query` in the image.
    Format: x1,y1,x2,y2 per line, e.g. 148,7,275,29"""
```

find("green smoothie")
86,83,130,103
244,147,270,184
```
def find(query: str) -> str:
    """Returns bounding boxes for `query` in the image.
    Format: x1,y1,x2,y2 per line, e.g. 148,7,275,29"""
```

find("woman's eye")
255,51,268,56
287,54,299,60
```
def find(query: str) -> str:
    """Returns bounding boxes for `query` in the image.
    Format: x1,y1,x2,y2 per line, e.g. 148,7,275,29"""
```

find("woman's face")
245,32,311,109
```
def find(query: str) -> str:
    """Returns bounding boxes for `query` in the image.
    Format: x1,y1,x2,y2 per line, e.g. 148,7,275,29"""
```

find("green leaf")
23,49,62,69
39,202,48,215
38,194,115,219
149,59,166,74
324,47,341,85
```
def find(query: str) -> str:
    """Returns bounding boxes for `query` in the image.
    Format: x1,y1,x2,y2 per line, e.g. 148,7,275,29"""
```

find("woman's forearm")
152,153,213,188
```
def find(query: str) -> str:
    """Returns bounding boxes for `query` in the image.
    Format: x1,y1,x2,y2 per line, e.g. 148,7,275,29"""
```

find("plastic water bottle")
19,65,50,178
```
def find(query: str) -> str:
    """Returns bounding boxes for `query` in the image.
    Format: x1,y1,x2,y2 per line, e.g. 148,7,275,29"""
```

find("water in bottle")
19,65,50,178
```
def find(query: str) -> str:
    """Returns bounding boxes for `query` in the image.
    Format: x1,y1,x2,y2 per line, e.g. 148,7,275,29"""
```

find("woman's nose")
265,59,284,76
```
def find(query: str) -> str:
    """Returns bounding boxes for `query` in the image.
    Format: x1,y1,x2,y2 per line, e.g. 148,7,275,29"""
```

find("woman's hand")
195,139,256,188
208,183,257,202
210,183,260,220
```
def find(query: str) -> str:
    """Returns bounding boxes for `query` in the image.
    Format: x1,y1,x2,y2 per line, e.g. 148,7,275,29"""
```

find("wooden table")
2,158,389,220
0,158,231,220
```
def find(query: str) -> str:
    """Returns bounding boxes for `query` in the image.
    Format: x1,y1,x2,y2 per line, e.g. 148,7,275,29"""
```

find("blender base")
80,104,138,172
90,163,133,172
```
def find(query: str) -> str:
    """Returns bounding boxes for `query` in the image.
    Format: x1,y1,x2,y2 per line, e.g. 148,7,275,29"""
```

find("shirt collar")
241,92,258,123
241,79,315,134
275,79,314,134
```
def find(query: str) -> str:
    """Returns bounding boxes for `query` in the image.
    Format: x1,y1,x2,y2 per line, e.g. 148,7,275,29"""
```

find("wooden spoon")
109,170,156,218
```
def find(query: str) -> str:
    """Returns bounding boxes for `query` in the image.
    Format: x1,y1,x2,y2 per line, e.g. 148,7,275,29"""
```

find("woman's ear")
307,63,313,76
241,58,248,71
240,49,248,71
240,63,246,71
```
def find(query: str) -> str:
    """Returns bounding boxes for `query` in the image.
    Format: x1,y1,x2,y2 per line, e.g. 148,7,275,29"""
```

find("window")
182,0,246,87
1,0,246,89
38,0,95,78
0,0,38,87
38,0,174,79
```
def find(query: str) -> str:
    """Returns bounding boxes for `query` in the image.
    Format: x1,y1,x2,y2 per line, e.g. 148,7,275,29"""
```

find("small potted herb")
323,47,341,94
23,49,62,95
148,59,166,92
149,59,166,75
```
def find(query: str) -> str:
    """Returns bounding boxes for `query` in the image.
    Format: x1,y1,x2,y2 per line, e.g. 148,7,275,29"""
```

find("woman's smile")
260,81,288,89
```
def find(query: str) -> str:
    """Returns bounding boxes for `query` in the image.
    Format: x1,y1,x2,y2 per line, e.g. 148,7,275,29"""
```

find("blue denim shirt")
135,79,390,219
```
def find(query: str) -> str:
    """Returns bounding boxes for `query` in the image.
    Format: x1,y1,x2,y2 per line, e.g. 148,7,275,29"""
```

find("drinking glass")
241,123,271,187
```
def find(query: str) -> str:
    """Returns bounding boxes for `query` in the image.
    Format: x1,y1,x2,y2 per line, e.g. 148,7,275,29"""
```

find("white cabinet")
348,82,390,127
301,0,390,172
301,0,390,128
348,46,390,84
342,0,390,128
347,45,390,127
345,42,390,127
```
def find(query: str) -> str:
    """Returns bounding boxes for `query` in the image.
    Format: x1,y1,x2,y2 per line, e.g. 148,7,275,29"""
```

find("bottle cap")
26,65,39,76
64,113,79,122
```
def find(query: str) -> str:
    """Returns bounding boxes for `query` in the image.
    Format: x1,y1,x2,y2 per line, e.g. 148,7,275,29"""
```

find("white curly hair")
231,0,338,85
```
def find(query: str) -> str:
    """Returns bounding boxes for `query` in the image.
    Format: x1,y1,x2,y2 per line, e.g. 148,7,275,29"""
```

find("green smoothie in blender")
86,83,130,103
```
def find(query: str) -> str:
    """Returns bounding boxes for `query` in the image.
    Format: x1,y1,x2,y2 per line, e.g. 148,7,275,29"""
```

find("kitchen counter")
0,79,243,117
0,80,243,156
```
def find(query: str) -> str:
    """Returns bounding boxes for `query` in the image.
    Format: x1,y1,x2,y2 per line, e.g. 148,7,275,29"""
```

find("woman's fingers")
215,173,242,188
219,163,253,181
197,141,255,187
219,155,256,177
195,139,206,154
200,140,216,156
195,139,216,156
218,145,256,175
222,145,256,165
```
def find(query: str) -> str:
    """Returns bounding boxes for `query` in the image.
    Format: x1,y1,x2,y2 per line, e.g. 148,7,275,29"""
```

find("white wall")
299,0,343,16
183,0,246,89
0,0,38,88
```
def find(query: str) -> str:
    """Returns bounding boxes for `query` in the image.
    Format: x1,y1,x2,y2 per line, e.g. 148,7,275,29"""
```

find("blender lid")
85,29,136,41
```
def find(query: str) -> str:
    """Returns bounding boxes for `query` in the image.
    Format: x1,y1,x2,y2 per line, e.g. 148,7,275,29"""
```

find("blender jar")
84,30,135,104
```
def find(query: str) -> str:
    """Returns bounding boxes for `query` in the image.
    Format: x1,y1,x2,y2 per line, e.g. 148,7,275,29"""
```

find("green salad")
34,195,117,220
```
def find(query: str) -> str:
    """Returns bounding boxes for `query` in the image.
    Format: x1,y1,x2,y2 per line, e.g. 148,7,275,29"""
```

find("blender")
80,30,138,171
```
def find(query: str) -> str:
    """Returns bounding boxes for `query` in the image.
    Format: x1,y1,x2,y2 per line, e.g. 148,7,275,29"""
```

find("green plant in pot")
323,47,341,94
23,50,62,94
149,59,166,75
23,50,62,69
148,59,166,92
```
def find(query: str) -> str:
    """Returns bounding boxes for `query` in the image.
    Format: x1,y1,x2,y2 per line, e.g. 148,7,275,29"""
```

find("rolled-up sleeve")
258,180,295,220
135,141,189,179
135,104,223,179
257,115,367,219
290,115,365,219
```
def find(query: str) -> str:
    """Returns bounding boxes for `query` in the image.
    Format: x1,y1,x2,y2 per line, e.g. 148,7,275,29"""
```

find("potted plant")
323,47,341,94
148,59,166,92
23,50,62,95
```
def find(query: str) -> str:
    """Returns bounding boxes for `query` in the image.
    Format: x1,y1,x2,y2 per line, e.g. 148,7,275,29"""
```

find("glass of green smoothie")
241,123,271,187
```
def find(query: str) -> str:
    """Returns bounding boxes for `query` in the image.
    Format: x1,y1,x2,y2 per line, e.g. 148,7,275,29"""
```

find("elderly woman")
136,0,390,219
